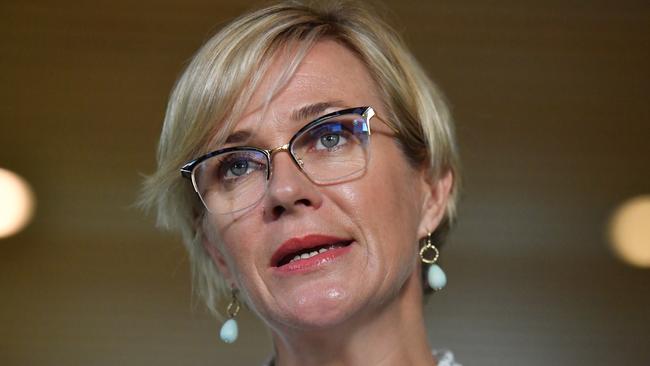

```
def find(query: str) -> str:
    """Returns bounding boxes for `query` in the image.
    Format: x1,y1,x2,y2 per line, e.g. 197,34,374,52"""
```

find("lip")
270,234,353,273
274,245,352,274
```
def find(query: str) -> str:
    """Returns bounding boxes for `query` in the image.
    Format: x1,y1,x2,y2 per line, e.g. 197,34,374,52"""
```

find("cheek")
359,156,422,230
372,172,423,287
333,158,423,263
207,216,263,281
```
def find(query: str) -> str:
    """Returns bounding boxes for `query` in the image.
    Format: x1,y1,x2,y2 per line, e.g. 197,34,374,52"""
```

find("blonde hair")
140,0,460,315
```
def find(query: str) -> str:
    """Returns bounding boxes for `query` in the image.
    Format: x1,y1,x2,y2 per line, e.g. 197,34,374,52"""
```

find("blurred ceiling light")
609,195,650,268
0,168,35,238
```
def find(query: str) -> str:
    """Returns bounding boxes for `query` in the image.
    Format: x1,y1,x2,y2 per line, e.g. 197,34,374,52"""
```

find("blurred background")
1,0,649,365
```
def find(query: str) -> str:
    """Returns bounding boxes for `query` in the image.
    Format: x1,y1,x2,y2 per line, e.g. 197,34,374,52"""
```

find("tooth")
300,253,310,259
319,248,327,253
293,255,301,262
309,251,318,257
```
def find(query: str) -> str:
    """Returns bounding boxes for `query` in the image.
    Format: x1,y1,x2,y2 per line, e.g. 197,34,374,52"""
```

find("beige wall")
1,0,649,365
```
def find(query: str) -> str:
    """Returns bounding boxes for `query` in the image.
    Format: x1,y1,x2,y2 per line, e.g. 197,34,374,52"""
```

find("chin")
272,284,362,330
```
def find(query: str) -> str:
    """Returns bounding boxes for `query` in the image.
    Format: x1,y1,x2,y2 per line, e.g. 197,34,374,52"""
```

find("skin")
203,40,453,366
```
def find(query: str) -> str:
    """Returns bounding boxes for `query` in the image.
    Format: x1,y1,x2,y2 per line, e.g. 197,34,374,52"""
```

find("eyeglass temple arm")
369,110,400,135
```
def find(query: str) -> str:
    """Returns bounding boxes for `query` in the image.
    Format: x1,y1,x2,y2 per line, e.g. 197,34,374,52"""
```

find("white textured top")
262,349,461,365
432,349,462,366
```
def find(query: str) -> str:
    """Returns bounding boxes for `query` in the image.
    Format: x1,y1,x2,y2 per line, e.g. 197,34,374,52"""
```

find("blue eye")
217,152,266,181
312,122,350,151
227,160,249,177
315,133,347,150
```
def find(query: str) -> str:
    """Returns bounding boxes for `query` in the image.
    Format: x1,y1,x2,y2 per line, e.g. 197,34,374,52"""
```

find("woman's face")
203,40,449,331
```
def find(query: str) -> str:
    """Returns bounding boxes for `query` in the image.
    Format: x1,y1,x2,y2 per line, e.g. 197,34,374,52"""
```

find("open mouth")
275,240,352,267
270,235,354,268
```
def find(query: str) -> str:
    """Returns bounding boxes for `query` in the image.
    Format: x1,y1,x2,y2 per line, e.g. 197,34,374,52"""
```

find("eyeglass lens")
192,111,371,214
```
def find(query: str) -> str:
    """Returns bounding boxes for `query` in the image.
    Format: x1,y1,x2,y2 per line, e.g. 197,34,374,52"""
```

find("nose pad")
268,144,305,177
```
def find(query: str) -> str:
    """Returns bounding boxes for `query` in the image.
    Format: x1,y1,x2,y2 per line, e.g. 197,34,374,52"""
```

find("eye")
312,122,350,151
317,133,346,149
227,160,249,177
216,152,266,181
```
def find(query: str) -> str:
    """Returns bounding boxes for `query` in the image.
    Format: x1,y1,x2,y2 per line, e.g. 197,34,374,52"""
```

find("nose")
264,150,323,220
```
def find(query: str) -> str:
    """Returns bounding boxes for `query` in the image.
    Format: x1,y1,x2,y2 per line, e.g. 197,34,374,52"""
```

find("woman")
142,1,460,365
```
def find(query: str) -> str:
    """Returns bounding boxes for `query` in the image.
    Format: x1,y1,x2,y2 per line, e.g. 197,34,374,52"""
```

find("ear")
417,169,454,239
201,230,236,287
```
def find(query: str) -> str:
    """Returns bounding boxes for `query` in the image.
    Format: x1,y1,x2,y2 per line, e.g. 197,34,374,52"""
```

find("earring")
220,289,240,343
419,232,447,291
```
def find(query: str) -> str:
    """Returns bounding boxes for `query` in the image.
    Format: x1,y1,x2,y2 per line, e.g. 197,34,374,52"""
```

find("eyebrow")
224,130,251,145
290,100,347,122
224,100,348,145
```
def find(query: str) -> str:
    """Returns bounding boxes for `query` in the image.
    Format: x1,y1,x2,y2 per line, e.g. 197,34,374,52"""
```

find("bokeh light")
609,195,650,267
0,168,36,238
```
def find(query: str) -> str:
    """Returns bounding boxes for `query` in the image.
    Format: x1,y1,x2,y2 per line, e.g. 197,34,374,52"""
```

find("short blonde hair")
140,0,460,315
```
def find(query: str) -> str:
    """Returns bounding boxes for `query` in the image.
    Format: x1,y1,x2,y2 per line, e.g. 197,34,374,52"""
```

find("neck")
269,271,436,366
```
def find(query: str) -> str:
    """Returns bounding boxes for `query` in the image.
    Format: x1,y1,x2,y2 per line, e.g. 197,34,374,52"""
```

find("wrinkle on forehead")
210,40,381,151
201,39,319,153
235,72,335,133
225,101,348,148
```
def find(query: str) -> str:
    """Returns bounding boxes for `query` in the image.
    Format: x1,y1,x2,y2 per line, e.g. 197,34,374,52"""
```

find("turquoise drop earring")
220,289,240,343
420,232,447,291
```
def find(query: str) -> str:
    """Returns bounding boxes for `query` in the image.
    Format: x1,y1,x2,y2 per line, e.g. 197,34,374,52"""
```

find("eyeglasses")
181,106,392,214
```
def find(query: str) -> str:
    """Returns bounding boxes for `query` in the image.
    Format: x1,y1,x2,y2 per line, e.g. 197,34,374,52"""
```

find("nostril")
272,205,286,218
271,198,312,219
295,198,312,207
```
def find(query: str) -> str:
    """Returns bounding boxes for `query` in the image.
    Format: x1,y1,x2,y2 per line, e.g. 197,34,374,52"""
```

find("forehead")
230,40,382,140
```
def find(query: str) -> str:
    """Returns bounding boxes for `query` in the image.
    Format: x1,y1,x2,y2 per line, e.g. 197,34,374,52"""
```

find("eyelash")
217,155,265,180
